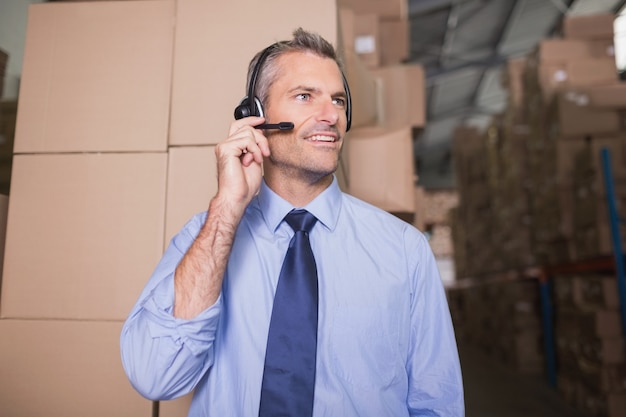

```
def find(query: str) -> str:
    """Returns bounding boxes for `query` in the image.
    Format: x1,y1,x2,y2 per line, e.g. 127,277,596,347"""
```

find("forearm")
174,196,244,319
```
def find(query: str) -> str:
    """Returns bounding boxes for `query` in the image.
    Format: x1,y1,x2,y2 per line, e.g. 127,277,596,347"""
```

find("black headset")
234,43,352,132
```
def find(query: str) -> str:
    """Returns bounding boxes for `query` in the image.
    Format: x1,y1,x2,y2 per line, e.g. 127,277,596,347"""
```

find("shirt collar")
257,176,342,233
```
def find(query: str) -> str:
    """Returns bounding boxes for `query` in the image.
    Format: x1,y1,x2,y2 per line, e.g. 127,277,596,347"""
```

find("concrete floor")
459,342,589,417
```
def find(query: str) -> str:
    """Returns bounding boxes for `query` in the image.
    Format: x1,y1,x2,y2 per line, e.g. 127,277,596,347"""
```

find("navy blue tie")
259,209,319,417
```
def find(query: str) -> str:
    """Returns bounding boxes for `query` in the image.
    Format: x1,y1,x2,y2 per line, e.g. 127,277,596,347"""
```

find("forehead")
273,51,344,88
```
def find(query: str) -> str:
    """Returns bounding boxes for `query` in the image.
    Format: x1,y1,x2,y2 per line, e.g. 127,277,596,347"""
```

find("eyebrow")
288,85,347,99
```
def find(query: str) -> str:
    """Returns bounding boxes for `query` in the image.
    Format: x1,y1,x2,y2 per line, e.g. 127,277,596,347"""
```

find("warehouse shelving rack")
534,147,626,388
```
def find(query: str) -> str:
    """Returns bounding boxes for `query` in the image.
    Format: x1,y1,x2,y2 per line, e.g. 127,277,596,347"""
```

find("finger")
242,141,267,164
240,151,257,167
228,116,266,136
232,126,270,160
251,128,271,158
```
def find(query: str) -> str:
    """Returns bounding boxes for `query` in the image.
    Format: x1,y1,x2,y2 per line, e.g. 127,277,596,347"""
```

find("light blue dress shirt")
121,177,464,416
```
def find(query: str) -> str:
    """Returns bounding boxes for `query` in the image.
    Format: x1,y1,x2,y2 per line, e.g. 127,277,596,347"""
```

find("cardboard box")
372,64,426,129
159,394,193,417
347,126,416,212
413,186,426,231
353,13,380,68
169,0,338,146
536,39,614,62
342,48,380,129
538,59,617,98
337,7,379,131
337,0,407,19
165,146,217,247
0,153,167,320
338,7,356,53
589,39,616,58
336,150,350,192
14,1,174,153
572,274,621,310
343,13,409,68
549,92,621,137
578,82,626,109
379,17,409,66
563,13,615,40
0,319,152,417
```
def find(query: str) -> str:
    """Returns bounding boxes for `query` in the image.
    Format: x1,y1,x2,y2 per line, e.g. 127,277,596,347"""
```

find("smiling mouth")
307,134,337,143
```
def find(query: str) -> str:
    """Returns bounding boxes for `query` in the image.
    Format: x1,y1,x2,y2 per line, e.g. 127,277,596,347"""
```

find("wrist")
208,194,247,228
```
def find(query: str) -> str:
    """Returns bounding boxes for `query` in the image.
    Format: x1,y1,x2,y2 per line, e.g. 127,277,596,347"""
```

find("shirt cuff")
141,276,222,356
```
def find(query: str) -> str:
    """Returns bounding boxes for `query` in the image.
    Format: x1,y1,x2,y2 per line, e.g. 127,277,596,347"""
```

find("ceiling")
408,0,626,189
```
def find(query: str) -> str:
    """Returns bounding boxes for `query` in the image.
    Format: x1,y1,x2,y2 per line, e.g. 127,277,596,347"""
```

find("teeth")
309,135,335,142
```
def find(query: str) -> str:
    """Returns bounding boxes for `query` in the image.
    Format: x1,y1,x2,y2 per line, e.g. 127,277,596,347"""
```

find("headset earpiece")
234,96,264,120
233,98,251,120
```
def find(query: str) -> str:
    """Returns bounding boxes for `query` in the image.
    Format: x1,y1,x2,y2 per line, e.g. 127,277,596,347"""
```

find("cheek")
267,134,296,155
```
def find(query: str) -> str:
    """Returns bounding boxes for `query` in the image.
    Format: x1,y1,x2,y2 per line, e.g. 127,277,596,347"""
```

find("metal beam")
614,0,626,13
409,0,454,17
465,0,520,118
424,53,510,85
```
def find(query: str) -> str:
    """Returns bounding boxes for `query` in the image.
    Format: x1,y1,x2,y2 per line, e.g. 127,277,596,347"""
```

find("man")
121,28,464,416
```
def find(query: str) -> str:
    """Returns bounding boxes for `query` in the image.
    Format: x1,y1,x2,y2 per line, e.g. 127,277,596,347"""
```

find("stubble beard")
268,150,339,185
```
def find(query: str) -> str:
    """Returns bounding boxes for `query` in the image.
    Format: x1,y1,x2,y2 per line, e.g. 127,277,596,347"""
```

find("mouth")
306,134,338,143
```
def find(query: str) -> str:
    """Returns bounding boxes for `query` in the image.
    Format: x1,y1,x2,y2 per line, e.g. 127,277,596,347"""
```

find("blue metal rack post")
539,276,556,387
601,147,626,337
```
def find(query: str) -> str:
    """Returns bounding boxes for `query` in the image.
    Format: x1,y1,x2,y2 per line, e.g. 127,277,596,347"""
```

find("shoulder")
340,192,428,246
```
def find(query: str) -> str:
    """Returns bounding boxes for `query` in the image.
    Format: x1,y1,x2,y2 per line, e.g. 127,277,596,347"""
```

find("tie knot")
285,209,317,233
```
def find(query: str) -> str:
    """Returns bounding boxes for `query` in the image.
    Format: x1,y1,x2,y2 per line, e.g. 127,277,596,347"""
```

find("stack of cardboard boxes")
448,118,543,373
521,12,625,266
337,0,426,220
0,2,173,416
552,273,626,416
414,187,458,259
452,12,625,276
447,275,545,374
451,125,500,276
0,0,345,416
448,11,626,415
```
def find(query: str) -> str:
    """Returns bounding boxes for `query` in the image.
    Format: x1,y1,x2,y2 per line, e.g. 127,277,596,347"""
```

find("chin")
305,164,338,182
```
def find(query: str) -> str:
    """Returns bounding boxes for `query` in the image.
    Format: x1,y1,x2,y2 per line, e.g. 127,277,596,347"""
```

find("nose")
316,98,340,126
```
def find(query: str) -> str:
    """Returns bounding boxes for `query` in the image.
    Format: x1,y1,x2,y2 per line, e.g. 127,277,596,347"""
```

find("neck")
264,171,333,207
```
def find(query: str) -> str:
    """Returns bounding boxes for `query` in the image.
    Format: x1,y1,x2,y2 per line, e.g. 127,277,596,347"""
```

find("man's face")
263,51,348,183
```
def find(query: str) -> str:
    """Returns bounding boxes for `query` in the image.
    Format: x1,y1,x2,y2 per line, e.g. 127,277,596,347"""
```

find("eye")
333,97,346,107
296,93,311,101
